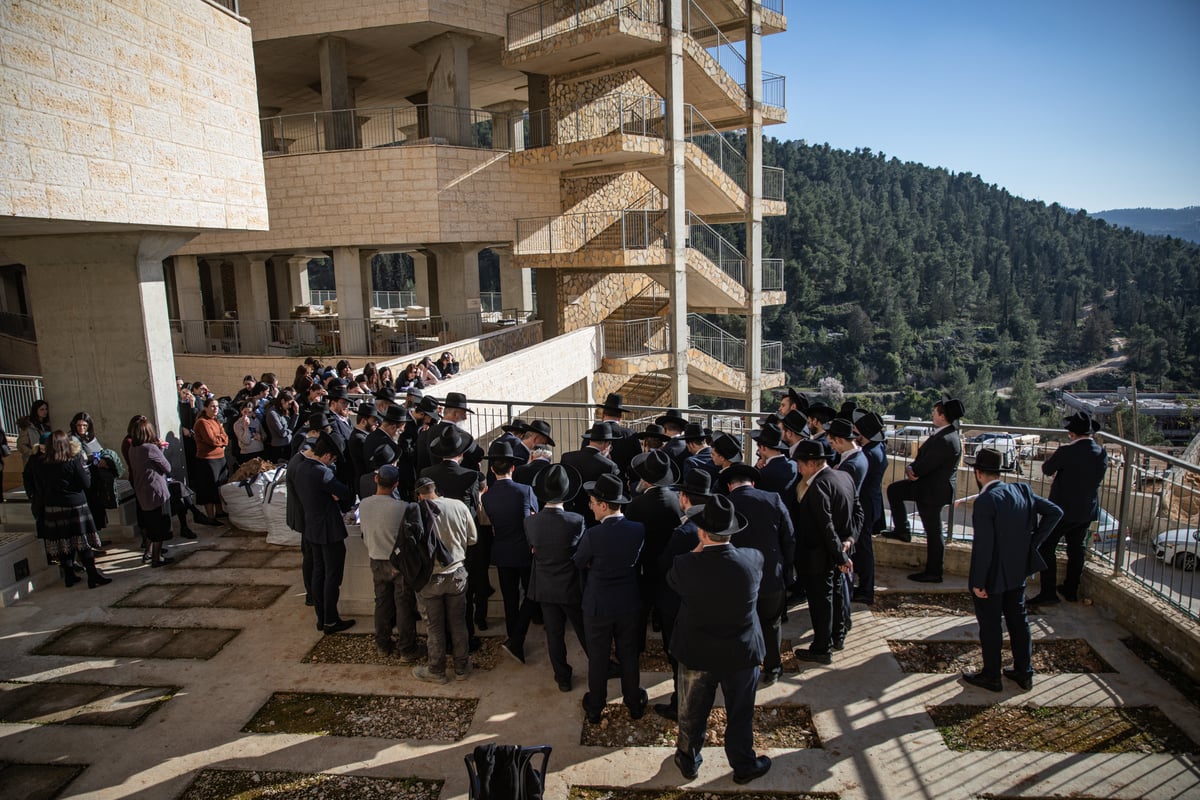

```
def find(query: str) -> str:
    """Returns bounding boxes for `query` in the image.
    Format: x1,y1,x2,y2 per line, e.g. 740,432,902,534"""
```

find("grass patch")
304,633,502,671
177,769,441,800
888,638,1114,674
929,704,1198,753
243,691,477,741
581,704,819,750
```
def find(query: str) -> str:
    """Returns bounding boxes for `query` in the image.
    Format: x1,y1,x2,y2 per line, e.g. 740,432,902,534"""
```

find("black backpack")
390,500,435,591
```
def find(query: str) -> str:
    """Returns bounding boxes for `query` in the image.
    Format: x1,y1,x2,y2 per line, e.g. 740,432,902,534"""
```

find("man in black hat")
293,432,356,635
779,410,808,459
884,397,965,583
625,449,683,650
481,440,540,662
667,494,772,784
791,440,861,664
373,386,396,418
346,403,380,501
720,461,795,687
709,432,742,495
779,387,808,421
362,405,407,498
680,423,716,484
963,448,1062,693
514,443,553,486
599,393,639,477
852,411,888,604
439,392,484,471
490,418,531,468
561,422,621,527
805,402,836,448
574,474,647,724
655,409,690,471
525,464,588,692
1032,411,1107,604
751,424,796,496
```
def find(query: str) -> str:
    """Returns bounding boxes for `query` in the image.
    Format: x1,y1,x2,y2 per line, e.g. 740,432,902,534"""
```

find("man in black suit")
667,495,772,784
513,443,553,485
963,448,1062,692
625,449,682,650
293,432,355,634
525,464,588,692
884,397,965,582
346,403,379,501
679,422,716,483
751,424,796,496
708,432,742,495
599,393,639,477
1033,411,1108,604
851,410,888,605
560,422,621,526
655,409,691,471
721,462,795,687
791,440,861,664
481,441,540,663
574,474,647,724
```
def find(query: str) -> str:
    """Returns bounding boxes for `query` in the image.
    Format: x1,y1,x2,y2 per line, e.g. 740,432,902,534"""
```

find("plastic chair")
464,744,551,800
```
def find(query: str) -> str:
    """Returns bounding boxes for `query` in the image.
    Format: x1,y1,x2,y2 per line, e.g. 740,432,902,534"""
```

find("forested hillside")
1090,207,1200,244
750,141,1200,407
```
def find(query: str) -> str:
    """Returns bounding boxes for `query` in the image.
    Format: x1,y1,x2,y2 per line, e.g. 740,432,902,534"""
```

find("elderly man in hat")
1032,411,1107,604
481,440,540,662
561,421,621,527
525,464,588,692
751,424,796,496
851,411,888,604
963,448,1062,692
668,494,772,784
626,449,683,650
362,404,408,498
680,423,717,484
574,474,647,724
359,464,420,661
515,420,556,472
884,397,965,583
720,461,795,687
514,442,554,485
791,440,861,664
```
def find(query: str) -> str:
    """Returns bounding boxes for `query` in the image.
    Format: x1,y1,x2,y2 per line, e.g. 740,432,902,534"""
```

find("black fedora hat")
582,421,621,442
428,424,474,458
636,423,668,442
380,404,408,425
356,403,381,420
711,431,742,461
527,419,556,447
937,396,965,422
326,383,349,401
838,401,858,420
974,447,1003,472
852,410,886,443
786,387,809,412
443,392,474,414
681,422,708,442
758,412,782,429
686,494,747,537
719,462,760,485
806,402,836,424
533,463,582,504
794,439,834,462
483,440,518,460
415,395,440,415
655,409,689,429
1064,410,1101,435
631,449,681,487
780,409,808,435
676,469,713,498
307,410,334,429
827,418,856,441
598,393,626,415
502,418,529,435
751,424,786,451
584,473,631,505
374,386,396,402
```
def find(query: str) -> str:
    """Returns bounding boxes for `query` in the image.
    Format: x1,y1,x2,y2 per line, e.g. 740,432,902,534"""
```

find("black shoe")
500,639,525,664
1057,584,1079,602
474,616,489,631
150,557,174,568
851,590,874,605
908,572,943,583
581,694,602,725
793,647,832,665
179,527,197,540
758,669,781,688
961,671,1003,692
831,639,845,651
733,755,772,785
654,702,677,721
881,529,912,543
556,676,573,693
627,688,648,720
1028,593,1060,606
673,751,699,780
60,565,80,588
193,511,221,526
1003,668,1034,691
305,596,315,606
323,619,356,634
468,636,482,653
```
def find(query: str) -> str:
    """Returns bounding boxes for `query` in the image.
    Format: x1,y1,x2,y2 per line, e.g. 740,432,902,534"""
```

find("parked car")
1154,527,1200,571
1089,508,1129,554
884,425,932,455
963,432,1018,471
884,503,1127,554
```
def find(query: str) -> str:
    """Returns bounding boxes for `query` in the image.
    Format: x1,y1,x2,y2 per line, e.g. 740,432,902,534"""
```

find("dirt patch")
304,633,503,671
640,638,801,674
928,704,1199,753
570,789,838,800
889,639,1114,674
872,592,978,616
243,691,477,741
177,769,441,800
580,704,819,750
220,526,263,538
1121,636,1200,709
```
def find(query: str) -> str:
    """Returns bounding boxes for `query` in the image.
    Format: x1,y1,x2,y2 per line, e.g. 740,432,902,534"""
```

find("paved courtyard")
0,524,1197,799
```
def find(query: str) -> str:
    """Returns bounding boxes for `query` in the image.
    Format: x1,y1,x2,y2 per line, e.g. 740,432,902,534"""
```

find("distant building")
1062,391,1200,446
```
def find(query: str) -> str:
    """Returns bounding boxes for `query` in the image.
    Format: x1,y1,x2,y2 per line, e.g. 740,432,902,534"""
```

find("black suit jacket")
482,478,538,568
790,467,861,572
1042,438,1107,524
758,454,798,496
655,520,700,624
625,486,683,580
908,425,962,507
292,454,351,545
970,481,1062,593
525,506,585,604
728,484,795,593
667,543,765,671
560,446,619,525
513,457,551,486
573,515,644,616
420,461,484,517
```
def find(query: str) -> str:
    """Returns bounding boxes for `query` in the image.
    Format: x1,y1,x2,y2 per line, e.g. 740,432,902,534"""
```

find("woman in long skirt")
29,431,110,588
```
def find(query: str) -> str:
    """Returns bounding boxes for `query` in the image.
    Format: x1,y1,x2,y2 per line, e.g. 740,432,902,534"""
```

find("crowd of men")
274,365,1107,784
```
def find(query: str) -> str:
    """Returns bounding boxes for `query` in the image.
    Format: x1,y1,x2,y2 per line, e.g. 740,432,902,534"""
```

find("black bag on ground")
470,743,544,800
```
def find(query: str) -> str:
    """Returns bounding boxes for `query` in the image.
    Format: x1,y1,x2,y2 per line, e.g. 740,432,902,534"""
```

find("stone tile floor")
0,524,1196,799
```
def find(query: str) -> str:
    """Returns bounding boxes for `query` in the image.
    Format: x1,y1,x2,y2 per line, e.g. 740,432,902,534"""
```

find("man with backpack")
359,465,419,661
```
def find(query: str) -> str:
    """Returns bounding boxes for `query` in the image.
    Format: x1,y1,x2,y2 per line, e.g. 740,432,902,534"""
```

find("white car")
1154,527,1200,571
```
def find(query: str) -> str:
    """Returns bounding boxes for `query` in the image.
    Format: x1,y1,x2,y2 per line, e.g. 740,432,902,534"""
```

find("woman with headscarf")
28,430,111,588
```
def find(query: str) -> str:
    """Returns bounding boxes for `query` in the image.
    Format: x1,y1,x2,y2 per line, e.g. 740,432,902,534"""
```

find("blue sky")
762,0,1200,211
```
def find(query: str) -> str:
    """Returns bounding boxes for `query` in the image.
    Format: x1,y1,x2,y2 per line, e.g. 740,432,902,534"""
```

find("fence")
515,208,668,255
763,258,783,291
685,105,747,191
260,104,504,156
309,290,337,306
524,92,665,148
0,374,43,436
371,291,417,310
760,72,786,109
685,0,745,86
686,212,744,285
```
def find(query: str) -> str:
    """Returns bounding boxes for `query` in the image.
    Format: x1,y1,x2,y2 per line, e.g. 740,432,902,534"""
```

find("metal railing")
309,290,337,306
480,292,502,313
686,211,744,286
209,0,239,14
371,290,417,309
685,104,747,191
523,92,665,148
759,72,786,109
760,0,785,15
0,311,36,342
764,165,784,201
260,104,506,156
506,0,663,49
687,313,781,371
686,0,745,87
0,374,44,436
515,208,668,254
601,316,670,358
763,257,784,292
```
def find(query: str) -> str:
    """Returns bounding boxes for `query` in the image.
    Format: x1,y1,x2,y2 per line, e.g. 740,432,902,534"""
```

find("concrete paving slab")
153,628,241,660
0,681,174,726
0,761,86,800
221,584,289,609
32,624,240,660
101,628,178,657
217,551,275,569
114,584,187,608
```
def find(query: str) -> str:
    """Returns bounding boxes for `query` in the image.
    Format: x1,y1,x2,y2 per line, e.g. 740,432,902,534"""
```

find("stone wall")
2,0,267,233
551,70,661,144
559,271,655,331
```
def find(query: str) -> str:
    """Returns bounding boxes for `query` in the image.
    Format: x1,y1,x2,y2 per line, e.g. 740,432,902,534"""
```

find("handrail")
686,313,781,370
259,103,508,155
506,0,663,49
685,0,745,86
686,211,745,286
764,166,784,201
515,208,669,254
523,92,666,149
684,104,748,191
600,316,670,359
763,258,784,291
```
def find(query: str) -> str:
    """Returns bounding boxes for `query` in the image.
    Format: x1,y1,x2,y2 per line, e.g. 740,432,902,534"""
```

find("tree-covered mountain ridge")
1087,207,1200,244
751,140,1200,410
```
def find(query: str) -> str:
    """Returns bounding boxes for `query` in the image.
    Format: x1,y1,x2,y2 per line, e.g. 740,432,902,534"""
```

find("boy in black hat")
751,424,796,496
680,422,716,484
626,449,683,651
851,411,888,604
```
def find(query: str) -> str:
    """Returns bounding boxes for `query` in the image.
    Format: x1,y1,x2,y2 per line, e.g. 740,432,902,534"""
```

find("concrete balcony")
690,0,787,43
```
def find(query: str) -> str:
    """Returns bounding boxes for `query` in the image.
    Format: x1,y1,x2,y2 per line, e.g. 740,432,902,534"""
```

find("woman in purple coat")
127,418,175,567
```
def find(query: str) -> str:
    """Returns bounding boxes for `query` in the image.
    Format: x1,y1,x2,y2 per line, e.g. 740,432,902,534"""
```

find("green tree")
1008,362,1041,426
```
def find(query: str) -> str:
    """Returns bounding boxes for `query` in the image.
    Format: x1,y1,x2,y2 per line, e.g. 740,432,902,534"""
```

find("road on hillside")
996,337,1127,398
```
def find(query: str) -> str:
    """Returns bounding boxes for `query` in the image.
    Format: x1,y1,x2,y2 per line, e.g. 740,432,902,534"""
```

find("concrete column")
534,268,561,338
172,255,207,354
525,72,550,148
485,100,527,151
318,34,358,149
287,256,312,308
232,255,271,355
743,2,764,414
411,251,431,308
11,232,192,465
496,248,533,312
664,0,689,406
424,244,482,341
414,33,475,145
330,246,372,354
